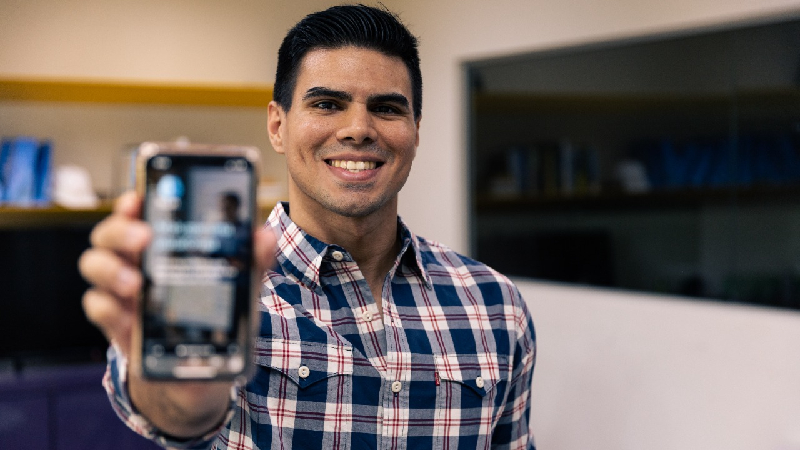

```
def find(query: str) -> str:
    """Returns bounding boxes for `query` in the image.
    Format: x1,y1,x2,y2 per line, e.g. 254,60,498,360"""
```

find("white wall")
519,279,800,450
0,0,332,83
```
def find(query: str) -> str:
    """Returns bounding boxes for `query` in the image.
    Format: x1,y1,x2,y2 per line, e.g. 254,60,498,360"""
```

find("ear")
267,101,286,154
414,116,421,148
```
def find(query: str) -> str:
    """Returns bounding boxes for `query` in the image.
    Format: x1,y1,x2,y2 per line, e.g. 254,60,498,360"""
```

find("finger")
114,190,144,218
79,247,143,302
90,191,150,256
90,215,152,258
82,288,134,355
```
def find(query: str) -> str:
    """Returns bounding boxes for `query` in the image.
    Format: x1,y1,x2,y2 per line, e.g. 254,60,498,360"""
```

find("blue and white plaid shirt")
105,202,536,449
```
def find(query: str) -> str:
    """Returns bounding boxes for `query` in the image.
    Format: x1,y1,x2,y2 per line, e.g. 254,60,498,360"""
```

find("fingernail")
127,223,151,248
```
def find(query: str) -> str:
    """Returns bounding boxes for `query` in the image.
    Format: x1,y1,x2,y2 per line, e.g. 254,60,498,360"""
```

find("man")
79,5,536,449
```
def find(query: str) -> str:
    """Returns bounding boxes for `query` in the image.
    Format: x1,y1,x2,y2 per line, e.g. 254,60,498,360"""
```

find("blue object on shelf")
4,136,38,205
34,140,52,204
0,136,53,206
0,139,10,201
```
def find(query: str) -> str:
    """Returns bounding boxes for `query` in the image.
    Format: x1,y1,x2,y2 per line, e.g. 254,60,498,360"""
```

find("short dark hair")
273,4,422,119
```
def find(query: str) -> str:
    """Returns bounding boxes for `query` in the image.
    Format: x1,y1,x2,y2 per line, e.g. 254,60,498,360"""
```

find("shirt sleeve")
102,344,236,450
491,286,537,450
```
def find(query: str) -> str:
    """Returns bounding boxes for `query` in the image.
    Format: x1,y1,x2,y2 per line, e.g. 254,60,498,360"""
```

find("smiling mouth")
326,159,383,173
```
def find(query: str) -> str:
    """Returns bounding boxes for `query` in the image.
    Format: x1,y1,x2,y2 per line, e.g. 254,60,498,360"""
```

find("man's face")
268,46,420,219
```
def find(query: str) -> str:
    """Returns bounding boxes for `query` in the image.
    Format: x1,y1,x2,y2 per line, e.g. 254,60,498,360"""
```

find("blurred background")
1,0,799,449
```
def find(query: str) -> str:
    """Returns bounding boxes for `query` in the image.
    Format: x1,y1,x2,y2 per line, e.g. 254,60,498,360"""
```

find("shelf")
0,202,279,229
0,204,114,228
475,184,800,213
0,77,273,107
472,88,800,114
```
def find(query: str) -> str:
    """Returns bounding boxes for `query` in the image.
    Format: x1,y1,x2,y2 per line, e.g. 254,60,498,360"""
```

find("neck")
287,193,401,290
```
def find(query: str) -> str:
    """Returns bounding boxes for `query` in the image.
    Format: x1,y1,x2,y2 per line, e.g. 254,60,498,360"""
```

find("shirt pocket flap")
255,337,353,389
434,353,507,397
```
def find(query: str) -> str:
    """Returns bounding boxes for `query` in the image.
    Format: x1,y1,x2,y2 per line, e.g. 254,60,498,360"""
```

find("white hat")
53,165,99,209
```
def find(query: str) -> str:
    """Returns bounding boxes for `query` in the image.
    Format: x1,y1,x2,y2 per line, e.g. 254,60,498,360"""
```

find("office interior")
1,1,800,448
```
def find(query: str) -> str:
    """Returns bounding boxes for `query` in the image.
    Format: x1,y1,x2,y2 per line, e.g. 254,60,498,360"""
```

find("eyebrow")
368,93,410,110
302,87,352,102
302,87,410,110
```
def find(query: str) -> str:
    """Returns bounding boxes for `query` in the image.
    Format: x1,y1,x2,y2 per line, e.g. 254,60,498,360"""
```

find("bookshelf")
0,77,274,227
472,88,800,212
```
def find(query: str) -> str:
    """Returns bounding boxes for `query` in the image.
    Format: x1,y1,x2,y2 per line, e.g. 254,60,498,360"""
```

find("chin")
329,203,382,218
323,196,391,218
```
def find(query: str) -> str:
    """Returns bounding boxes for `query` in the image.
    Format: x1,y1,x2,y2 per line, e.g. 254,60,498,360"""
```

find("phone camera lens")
225,159,247,171
153,156,172,170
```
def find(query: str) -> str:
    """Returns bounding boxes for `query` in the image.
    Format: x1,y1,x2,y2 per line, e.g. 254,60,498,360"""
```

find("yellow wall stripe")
0,77,273,107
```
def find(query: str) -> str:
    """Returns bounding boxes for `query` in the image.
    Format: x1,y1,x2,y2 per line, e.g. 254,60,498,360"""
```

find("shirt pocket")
254,337,354,390
432,353,509,448
434,352,509,413
248,338,355,446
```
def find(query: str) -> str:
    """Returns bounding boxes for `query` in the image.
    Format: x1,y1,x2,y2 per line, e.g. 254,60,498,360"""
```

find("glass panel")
468,17,800,310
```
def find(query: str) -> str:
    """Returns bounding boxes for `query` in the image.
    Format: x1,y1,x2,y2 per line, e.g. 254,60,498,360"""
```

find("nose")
336,106,377,145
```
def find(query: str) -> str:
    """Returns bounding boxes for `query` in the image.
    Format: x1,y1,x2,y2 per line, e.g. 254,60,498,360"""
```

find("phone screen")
140,152,256,379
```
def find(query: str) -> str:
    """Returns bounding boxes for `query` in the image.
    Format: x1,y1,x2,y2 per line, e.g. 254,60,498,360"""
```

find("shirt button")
391,381,402,393
298,365,310,379
362,311,373,322
331,250,344,261
475,376,485,389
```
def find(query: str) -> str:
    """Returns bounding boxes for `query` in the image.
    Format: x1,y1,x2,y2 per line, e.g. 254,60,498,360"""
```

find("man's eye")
373,105,401,114
314,101,338,110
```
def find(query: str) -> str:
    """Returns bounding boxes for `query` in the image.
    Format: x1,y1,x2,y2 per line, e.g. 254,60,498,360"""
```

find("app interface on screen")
142,155,253,359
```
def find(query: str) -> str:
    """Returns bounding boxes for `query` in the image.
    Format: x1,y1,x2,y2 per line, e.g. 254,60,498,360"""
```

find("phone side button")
173,366,218,379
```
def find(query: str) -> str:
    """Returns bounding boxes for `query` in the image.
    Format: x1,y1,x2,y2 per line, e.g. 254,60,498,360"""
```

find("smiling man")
270,44,419,310
79,5,536,449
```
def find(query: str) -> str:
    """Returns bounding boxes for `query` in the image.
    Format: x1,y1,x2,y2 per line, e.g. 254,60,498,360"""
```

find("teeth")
329,160,377,172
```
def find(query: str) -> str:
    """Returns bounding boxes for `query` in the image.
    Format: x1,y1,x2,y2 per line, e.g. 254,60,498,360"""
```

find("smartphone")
132,142,260,380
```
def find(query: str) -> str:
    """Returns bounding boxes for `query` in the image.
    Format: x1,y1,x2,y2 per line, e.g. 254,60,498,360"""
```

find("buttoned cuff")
102,344,236,449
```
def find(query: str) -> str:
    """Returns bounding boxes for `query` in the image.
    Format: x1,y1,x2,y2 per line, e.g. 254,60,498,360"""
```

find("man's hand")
78,190,276,439
79,191,150,357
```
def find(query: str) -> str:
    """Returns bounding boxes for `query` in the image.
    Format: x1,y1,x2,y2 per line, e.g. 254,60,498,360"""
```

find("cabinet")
468,17,800,309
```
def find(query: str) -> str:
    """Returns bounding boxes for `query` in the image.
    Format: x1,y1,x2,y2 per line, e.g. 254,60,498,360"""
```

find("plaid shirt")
104,202,536,449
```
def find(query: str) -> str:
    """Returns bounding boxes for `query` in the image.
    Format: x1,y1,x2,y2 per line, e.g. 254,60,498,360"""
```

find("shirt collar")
267,202,432,291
